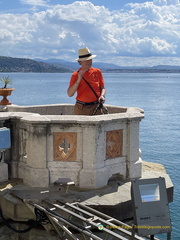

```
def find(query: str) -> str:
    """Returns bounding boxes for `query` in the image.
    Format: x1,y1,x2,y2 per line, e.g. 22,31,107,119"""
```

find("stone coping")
0,104,144,124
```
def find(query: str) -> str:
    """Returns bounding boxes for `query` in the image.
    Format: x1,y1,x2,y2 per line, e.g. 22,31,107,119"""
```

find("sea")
0,72,180,239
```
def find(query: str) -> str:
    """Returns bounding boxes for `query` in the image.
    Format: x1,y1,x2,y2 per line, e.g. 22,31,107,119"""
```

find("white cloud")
0,1,180,66
20,0,49,7
153,0,179,6
137,37,176,55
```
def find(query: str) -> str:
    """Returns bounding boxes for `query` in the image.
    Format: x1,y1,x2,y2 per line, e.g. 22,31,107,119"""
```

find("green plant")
0,76,12,88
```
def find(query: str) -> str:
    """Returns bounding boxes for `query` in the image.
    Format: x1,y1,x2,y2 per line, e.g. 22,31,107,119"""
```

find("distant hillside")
150,65,180,70
0,56,180,73
37,58,180,73
0,56,71,73
35,58,78,71
36,58,124,71
105,65,180,73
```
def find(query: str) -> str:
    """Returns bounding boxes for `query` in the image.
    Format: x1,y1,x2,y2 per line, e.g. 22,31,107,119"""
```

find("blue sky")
0,0,180,66
0,0,148,12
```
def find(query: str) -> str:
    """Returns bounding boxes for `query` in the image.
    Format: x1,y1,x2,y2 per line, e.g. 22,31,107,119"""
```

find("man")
67,47,106,115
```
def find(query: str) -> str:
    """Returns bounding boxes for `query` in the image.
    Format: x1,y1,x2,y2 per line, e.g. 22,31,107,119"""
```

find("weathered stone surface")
0,163,8,182
0,189,35,221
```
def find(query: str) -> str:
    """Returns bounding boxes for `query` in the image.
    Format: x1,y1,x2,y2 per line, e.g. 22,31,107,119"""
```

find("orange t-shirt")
69,67,105,102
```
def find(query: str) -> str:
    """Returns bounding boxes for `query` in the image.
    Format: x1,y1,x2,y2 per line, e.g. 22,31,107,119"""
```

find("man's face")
80,59,92,70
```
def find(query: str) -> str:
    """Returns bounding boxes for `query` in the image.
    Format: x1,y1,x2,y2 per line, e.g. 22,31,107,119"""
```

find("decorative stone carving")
106,129,123,159
53,132,77,161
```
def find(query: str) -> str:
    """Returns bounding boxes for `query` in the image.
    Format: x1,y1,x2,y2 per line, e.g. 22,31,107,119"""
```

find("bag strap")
81,76,99,100
77,70,99,99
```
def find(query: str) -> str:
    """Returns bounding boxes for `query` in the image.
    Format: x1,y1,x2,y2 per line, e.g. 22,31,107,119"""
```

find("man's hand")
78,69,86,78
99,95,105,103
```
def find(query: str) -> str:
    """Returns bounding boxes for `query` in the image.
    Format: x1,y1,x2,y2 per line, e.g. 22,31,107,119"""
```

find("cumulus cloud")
0,1,179,66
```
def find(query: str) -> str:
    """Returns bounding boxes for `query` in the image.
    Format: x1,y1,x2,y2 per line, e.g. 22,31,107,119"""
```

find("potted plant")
0,76,15,105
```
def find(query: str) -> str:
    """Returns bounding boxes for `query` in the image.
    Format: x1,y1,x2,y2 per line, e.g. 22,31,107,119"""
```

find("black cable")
0,208,50,234
0,205,92,235
34,208,50,225
0,151,3,162
0,209,38,233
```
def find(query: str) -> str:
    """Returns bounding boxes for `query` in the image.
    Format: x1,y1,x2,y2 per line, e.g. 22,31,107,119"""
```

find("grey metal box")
131,177,172,236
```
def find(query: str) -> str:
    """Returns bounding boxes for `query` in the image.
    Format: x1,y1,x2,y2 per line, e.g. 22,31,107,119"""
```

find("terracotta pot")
0,88,15,105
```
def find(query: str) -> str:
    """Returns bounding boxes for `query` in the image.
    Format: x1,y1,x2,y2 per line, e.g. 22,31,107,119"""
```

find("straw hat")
76,47,96,61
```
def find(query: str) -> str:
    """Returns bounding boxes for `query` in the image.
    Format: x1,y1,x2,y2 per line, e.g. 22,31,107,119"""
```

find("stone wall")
0,104,144,189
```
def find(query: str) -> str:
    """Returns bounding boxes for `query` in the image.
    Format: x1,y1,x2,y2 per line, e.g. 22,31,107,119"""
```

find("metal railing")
27,200,156,240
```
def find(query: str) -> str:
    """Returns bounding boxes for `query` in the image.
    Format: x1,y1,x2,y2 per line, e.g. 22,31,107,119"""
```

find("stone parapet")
0,104,144,189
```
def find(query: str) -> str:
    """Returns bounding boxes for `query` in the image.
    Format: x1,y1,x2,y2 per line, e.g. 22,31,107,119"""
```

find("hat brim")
76,54,96,61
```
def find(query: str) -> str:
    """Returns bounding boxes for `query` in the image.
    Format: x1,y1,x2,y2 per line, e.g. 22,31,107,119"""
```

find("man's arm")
99,86,106,103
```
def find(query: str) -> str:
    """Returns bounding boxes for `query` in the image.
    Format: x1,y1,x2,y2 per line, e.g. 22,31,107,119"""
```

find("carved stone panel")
106,129,123,159
53,132,77,161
